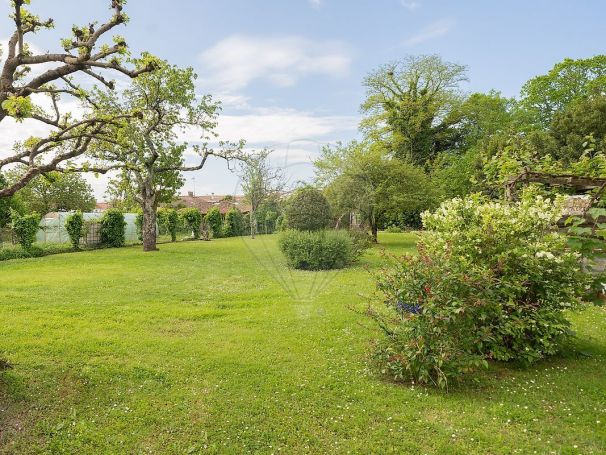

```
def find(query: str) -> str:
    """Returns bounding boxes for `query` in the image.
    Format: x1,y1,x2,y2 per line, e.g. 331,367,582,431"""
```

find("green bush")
370,194,591,388
285,187,332,231
11,211,40,250
65,211,85,249
179,208,202,239
158,208,179,242
279,229,354,270
384,225,403,233
99,209,126,247
347,228,372,259
223,207,244,237
205,206,223,238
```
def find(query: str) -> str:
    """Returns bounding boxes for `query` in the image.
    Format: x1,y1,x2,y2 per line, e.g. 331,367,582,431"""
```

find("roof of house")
174,193,251,215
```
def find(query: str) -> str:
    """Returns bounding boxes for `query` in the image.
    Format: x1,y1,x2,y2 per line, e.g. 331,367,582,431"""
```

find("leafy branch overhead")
0,0,158,198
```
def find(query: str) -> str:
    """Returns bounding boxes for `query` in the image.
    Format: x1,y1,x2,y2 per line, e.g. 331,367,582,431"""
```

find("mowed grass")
0,233,605,454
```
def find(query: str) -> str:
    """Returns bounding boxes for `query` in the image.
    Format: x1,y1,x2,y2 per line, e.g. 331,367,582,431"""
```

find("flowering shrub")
371,194,591,388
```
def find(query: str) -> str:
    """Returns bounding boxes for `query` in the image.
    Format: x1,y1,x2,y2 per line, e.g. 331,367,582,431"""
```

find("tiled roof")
174,194,251,214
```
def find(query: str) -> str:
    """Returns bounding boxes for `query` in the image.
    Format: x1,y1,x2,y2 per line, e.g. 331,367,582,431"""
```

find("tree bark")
371,223,378,243
141,185,158,252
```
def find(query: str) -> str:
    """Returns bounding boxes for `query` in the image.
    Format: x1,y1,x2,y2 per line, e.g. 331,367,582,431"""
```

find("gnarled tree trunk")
141,183,158,252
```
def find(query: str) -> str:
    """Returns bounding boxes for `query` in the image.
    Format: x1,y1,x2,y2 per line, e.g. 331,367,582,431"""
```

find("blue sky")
2,0,605,198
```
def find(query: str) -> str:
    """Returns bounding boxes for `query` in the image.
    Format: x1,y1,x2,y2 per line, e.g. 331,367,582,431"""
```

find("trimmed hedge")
279,229,354,270
100,209,126,247
11,211,40,250
205,207,223,238
179,208,202,239
158,208,179,242
65,211,85,249
223,207,245,237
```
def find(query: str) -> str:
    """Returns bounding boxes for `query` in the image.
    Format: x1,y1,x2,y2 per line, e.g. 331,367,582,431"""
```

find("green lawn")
0,233,605,454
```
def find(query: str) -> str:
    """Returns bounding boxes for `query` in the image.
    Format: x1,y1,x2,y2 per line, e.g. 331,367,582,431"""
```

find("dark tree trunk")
141,185,158,252
371,223,378,243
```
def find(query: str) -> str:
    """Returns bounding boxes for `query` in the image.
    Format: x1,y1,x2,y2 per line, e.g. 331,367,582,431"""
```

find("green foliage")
179,208,202,239
284,187,332,232
0,173,17,228
1,94,34,121
10,211,40,250
371,194,591,388
521,55,606,126
13,171,95,215
347,228,373,259
279,229,354,270
99,209,126,247
204,207,223,238
361,55,468,164
157,208,178,242
222,207,245,237
316,141,436,239
64,211,85,250
384,225,403,233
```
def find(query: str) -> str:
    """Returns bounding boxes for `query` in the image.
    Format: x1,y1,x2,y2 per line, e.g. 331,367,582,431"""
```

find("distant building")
174,192,251,215
94,201,111,213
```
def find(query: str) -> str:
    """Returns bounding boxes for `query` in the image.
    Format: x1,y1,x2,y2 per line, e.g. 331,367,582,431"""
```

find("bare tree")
0,0,155,198
239,150,284,238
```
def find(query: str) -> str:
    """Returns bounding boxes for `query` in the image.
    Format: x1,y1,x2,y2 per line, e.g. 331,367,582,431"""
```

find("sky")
1,0,605,200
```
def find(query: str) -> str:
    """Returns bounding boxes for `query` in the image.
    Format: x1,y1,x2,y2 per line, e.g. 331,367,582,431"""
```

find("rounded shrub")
65,211,85,249
279,229,354,270
179,208,202,239
11,211,40,250
285,187,332,231
99,209,126,247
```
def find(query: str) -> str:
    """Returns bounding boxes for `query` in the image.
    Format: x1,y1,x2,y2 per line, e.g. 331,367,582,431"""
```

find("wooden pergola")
505,168,606,206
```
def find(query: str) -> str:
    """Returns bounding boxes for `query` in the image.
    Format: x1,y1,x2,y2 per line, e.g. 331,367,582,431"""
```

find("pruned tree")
238,149,284,238
89,62,244,252
0,0,156,198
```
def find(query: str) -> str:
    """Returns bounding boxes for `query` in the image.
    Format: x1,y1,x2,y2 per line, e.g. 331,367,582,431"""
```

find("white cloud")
309,0,322,8
198,35,352,91
403,19,453,46
216,107,357,145
400,0,420,11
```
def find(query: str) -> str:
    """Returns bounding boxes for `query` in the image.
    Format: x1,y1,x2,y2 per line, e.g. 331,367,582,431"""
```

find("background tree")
361,55,468,165
0,173,21,228
11,171,95,215
0,0,155,197
521,55,606,126
90,63,243,251
239,149,284,238
316,141,435,242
